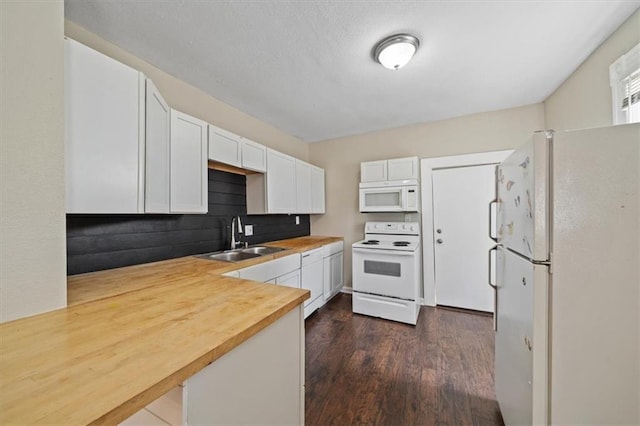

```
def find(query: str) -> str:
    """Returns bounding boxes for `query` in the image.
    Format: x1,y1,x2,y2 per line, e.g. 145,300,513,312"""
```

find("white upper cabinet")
144,79,171,213
247,149,297,214
388,157,419,181
208,125,242,167
361,157,419,182
209,126,267,173
65,38,146,213
296,161,326,214
360,160,387,182
170,110,208,214
295,160,312,214
241,138,267,172
247,154,325,215
310,165,325,214
265,149,297,213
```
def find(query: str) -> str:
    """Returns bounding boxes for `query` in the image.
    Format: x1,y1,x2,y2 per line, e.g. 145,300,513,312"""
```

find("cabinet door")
65,38,144,213
330,251,344,295
295,160,312,214
360,160,387,182
301,259,323,307
170,110,208,213
310,166,325,214
276,269,301,289
208,125,242,167
241,138,266,172
144,79,171,213
266,149,297,213
388,157,419,180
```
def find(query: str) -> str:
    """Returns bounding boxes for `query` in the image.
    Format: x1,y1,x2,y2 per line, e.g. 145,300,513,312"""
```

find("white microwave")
359,180,419,212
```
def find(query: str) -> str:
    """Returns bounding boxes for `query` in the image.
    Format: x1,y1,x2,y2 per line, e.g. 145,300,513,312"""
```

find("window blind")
610,42,640,124
620,69,640,109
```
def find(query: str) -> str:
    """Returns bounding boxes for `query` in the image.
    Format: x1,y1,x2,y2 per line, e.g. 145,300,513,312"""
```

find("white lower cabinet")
301,247,324,318
323,241,344,302
121,307,304,426
276,269,301,289
236,254,300,284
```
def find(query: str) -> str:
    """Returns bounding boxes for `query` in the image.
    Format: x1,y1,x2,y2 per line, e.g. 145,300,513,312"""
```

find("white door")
432,164,496,312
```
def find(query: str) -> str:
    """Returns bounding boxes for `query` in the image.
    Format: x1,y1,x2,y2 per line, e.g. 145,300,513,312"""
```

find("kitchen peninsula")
0,236,341,425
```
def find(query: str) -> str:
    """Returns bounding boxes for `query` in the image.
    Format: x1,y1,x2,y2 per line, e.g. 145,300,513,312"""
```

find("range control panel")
364,222,419,235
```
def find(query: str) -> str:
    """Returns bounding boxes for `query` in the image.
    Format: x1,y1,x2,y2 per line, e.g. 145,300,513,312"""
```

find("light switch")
245,225,253,236
295,216,300,225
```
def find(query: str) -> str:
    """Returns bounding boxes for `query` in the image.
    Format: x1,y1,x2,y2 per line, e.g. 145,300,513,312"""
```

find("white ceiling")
65,1,639,142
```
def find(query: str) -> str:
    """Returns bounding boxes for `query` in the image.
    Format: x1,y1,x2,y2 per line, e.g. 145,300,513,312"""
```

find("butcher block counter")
0,236,343,425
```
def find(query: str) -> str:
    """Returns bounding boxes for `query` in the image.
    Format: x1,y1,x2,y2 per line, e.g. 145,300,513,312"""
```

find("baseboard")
340,286,353,294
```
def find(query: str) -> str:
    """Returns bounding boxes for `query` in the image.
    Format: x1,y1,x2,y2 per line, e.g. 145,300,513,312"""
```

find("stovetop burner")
361,240,380,245
393,241,411,247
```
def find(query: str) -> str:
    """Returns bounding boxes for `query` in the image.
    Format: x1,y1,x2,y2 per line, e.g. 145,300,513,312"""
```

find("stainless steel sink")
195,245,286,262
200,251,261,262
240,246,286,255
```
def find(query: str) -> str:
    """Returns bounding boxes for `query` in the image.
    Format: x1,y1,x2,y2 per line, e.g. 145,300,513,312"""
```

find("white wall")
545,9,640,131
309,103,546,287
0,1,67,322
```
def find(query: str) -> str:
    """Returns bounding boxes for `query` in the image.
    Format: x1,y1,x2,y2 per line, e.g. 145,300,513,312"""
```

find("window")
610,42,640,124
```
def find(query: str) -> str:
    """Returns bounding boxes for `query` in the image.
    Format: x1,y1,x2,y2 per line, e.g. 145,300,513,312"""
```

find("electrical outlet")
245,225,253,236
295,216,300,225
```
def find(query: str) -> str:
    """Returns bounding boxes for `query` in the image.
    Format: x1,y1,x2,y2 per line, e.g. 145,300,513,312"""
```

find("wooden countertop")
0,236,342,424
67,235,343,306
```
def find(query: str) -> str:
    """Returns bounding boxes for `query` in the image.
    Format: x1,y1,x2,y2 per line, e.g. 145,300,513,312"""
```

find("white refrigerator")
492,123,639,425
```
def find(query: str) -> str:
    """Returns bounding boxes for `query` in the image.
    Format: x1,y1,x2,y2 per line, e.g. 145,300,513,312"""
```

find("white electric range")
351,221,421,325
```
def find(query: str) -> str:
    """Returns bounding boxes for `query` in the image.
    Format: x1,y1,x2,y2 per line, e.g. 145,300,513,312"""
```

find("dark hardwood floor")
305,293,504,426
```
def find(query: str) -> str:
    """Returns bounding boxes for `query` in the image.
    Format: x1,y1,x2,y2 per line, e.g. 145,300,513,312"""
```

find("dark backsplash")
66,169,310,275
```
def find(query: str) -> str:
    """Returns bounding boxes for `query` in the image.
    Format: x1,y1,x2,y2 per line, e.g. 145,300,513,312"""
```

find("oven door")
359,186,406,212
352,247,417,300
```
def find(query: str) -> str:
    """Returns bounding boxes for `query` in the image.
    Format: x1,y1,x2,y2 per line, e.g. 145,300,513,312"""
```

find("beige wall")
309,103,546,287
545,9,640,131
65,21,309,161
0,1,67,322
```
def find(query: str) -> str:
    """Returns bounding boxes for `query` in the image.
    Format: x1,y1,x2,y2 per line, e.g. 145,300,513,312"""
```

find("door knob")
436,229,442,234
436,239,443,244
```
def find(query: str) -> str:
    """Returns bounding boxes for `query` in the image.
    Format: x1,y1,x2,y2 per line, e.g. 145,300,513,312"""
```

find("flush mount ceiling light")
374,34,420,70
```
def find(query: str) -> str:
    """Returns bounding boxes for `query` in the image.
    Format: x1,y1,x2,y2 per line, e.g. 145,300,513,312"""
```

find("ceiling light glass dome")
374,34,420,70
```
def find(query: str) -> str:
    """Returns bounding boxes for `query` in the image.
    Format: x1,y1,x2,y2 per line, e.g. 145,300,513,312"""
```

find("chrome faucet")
230,216,244,249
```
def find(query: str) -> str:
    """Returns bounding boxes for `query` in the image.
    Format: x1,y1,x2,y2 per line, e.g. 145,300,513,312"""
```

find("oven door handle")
352,247,418,257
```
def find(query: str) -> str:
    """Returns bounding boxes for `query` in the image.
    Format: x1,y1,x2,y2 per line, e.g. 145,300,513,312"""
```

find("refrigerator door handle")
488,246,497,289
488,199,498,243
488,246,498,331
